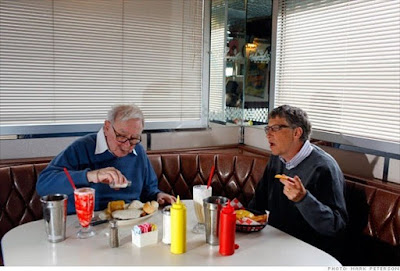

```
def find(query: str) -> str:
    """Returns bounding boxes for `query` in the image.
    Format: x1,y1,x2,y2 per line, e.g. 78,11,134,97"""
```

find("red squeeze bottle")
219,200,236,256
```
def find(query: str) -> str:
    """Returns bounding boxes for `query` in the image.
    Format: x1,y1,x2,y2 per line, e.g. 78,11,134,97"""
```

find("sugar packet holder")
132,223,158,247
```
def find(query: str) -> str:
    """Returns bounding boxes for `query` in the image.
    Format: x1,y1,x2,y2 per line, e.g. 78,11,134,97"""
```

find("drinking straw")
63,167,77,190
207,165,215,189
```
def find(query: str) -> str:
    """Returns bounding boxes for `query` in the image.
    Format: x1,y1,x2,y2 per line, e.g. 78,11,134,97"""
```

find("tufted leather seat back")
345,180,400,245
344,180,400,265
0,164,47,232
0,163,48,265
148,153,268,206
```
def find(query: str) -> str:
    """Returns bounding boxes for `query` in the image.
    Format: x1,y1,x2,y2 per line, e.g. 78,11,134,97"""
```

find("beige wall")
0,123,239,159
151,124,239,150
0,136,81,160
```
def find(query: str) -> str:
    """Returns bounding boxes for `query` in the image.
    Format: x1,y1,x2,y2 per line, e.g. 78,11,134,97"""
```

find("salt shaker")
109,220,119,248
162,206,171,244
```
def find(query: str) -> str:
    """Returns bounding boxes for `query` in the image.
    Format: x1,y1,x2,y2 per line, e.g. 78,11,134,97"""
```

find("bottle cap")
172,196,184,210
109,220,118,227
221,200,235,214
162,205,171,215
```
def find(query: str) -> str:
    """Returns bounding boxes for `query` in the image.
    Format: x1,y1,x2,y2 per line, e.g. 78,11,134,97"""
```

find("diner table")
1,200,341,266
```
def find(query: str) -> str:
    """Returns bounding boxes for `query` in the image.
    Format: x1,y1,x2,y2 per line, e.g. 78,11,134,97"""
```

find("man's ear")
104,120,111,131
294,126,303,140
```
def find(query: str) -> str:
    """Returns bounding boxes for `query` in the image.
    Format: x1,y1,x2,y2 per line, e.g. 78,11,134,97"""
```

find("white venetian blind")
275,0,400,145
209,0,226,122
0,0,205,134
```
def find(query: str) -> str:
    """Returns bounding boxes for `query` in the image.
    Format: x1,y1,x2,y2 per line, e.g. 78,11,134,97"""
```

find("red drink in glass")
74,187,95,238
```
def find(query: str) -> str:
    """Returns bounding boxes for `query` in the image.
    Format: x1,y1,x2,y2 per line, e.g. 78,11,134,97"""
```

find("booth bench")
1,148,399,265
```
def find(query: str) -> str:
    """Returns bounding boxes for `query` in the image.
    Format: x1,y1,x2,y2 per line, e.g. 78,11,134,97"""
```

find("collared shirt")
95,127,137,156
280,140,313,170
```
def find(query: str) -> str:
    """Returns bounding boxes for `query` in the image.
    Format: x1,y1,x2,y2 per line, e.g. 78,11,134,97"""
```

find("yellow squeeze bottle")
170,196,186,254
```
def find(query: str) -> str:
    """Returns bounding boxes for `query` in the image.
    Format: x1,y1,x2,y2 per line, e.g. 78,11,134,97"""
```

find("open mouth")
269,142,276,148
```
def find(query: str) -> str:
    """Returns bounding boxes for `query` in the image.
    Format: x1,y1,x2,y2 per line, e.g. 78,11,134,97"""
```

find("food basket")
235,208,268,233
236,222,267,232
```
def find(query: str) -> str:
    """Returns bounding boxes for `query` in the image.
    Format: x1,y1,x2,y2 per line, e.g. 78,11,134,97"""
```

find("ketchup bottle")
219,200,236,256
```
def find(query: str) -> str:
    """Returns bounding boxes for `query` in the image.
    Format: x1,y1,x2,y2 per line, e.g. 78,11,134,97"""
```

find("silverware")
91,219,109,226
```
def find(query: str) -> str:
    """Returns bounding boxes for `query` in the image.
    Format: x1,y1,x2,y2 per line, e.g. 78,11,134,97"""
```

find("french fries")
274,174,289,180
236,209,269,224
235,209,254,220
252,214,268,224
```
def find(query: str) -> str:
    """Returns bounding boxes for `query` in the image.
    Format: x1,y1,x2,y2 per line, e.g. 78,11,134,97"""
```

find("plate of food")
98,199,159,226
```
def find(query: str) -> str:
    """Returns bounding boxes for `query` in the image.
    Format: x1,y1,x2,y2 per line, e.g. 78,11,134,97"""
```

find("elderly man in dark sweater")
249,105,348,259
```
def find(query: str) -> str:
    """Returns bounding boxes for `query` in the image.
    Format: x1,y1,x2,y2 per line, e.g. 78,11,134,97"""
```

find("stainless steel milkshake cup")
203,196,228,245
40,194,68,243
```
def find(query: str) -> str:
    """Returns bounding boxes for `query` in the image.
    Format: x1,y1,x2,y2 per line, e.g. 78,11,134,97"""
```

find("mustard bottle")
170,195,186,254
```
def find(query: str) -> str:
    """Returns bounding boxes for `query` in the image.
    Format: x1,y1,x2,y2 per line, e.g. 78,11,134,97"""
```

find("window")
0,0,208,135
274,0,400,154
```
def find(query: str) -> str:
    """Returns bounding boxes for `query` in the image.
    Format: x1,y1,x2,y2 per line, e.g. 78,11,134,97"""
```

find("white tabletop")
1,200,341,266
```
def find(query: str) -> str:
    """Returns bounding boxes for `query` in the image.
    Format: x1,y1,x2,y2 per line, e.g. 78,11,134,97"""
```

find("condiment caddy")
131,222,158,247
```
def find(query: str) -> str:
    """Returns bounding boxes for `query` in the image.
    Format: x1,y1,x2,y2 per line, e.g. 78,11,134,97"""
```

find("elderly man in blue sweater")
37,104,176,214
249,104,348,260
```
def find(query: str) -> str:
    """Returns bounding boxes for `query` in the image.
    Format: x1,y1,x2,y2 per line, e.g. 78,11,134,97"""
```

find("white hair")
107,104,144,126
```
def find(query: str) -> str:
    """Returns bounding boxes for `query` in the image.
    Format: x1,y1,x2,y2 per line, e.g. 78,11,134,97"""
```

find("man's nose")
121,140,132,149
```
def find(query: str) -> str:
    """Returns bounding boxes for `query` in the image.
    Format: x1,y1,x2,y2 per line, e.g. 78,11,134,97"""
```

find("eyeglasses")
111,125,141,145
264,125,291,134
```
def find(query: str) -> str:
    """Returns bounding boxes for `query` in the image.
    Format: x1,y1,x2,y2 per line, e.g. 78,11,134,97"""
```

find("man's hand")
280,175,307,202
87,167,128,188
157,192,176,205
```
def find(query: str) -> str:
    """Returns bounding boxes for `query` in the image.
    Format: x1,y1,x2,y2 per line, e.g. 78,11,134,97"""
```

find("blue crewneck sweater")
36,133,160,214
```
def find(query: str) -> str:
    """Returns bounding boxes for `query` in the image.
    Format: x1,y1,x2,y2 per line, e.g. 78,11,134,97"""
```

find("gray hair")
269,104,312,142
107,104,144,126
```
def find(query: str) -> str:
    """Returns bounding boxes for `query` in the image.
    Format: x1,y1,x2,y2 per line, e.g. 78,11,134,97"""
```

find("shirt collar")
279,140,313,170
95,127,137,156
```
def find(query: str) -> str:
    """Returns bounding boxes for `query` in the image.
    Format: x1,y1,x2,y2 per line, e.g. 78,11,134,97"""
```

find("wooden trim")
0,144,271,167
146,144,241,154
344,173,400,194
0,156,53,167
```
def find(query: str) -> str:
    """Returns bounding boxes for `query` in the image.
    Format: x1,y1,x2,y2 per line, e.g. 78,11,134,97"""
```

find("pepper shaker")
109,220,119,248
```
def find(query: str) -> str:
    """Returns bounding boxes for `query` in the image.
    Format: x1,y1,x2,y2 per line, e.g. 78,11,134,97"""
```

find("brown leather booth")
148,153,268,206
1,152,400,266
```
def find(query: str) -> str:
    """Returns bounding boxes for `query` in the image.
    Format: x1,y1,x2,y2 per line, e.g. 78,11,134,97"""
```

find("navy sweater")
36,133,160,214
249,145,348,252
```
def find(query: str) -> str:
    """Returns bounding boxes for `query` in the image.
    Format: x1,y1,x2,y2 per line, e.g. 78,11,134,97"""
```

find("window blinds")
209,0,226,122
0,0,206,135
275,0,400,152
